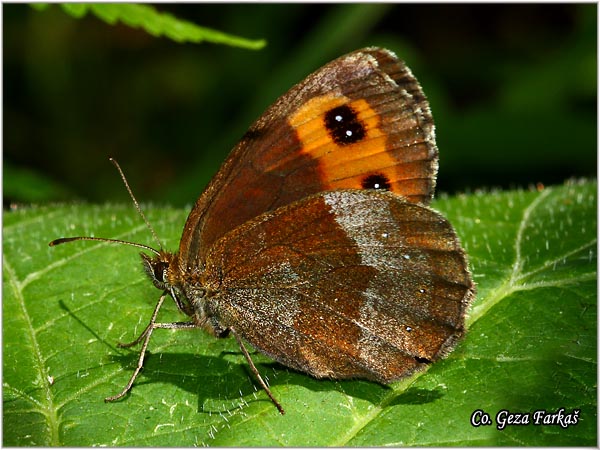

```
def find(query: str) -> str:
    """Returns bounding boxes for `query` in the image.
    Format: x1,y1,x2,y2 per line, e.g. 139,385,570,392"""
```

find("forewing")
179,48,438,268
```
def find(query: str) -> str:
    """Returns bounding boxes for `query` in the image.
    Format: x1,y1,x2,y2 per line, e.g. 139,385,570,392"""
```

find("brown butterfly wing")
179,47,438,269
202,190,473,382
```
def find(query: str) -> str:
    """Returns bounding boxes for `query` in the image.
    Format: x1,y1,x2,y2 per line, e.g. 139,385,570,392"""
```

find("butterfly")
51,47,475,415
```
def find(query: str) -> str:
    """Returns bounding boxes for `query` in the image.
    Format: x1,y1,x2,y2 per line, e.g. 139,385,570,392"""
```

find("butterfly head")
140,250,198,317
140,250,176,291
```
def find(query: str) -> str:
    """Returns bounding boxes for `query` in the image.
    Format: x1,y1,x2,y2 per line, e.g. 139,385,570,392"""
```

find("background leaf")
37,3,266,49
3,180,596,446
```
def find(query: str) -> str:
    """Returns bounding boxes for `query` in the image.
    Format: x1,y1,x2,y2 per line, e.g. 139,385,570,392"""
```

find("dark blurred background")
4,4,597,207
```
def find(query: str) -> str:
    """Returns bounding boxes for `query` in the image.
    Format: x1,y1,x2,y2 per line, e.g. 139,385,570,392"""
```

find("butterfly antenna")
109,158,163,250
49,236,161,255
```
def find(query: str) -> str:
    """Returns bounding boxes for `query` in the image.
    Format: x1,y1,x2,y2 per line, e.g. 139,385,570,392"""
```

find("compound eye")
153,261,168,282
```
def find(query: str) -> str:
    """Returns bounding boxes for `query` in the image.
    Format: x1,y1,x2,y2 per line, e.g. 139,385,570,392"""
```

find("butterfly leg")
231,329,285,415
116,323,152,349
105,291,198,402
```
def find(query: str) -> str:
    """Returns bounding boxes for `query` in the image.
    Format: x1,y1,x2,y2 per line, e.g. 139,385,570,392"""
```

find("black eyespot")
362,173,391,190
324,105,366,145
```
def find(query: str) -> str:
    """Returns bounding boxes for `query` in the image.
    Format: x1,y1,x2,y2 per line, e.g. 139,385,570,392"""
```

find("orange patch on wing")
288,93,397,190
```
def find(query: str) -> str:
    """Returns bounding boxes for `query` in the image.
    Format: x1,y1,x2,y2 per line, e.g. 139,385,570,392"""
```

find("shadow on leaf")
105,347,400,413
388,386,446,406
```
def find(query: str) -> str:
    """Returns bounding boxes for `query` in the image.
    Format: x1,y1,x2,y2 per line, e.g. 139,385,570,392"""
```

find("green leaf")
3,180,596,445
40,3,266,49
60,3,88,19
29,3,50,12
